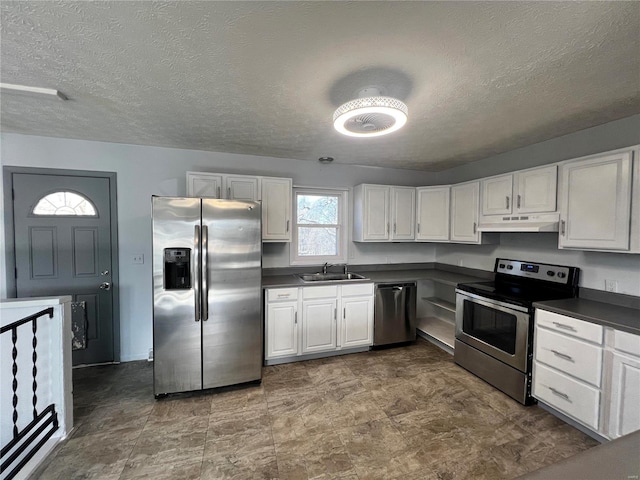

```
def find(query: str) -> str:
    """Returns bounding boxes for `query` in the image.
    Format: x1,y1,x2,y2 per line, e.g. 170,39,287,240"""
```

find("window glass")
32,191,97,216
291,189,347,265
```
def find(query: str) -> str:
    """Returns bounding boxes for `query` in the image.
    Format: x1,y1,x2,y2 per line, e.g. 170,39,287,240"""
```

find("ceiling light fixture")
318,156,334,164
0,82,68,100
333,87,407,138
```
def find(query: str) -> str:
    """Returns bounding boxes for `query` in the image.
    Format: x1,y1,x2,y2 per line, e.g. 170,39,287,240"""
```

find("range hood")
477,213,560,233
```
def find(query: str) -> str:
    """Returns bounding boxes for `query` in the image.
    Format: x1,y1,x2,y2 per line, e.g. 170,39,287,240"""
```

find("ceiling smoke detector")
333,87,408,138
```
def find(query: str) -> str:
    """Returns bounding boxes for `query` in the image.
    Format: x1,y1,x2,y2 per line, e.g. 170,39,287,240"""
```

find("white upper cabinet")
187,171,292,242
481,165,557,216
261,177,292,242
390,187,415,241
450,181,480,243
482,174,513,216
517,165,557,213
187,172,224,198
225,176,260,201
416,186,450,241
186,171,259,200
352,184,415,242
558,150,634,251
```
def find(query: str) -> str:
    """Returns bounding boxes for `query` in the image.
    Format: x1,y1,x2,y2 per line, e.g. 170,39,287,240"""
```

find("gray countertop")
533,297,640,335
262,267,488,289
517,429,640,479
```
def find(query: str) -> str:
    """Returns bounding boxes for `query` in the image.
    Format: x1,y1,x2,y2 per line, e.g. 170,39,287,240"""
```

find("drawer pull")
552,321,577,332
549,387,571,402
550,349,574,362
277,294,290,298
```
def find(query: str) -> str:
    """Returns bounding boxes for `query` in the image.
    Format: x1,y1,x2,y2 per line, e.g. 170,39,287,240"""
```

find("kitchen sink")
297,272,368,282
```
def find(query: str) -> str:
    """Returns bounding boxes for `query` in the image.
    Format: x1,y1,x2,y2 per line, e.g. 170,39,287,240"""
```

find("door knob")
99,282,111,290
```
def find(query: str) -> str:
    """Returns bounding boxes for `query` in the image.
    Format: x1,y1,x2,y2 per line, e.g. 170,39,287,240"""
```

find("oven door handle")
454,290,530,314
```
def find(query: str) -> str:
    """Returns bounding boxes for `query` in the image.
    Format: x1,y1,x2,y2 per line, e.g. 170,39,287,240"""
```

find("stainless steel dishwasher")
374,282,417,346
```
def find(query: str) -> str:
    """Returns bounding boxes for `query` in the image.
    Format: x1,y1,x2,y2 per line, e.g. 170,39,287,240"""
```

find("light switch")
132,254,144,264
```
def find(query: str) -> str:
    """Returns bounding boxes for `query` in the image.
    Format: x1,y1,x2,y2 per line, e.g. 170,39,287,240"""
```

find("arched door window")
32,191,98,216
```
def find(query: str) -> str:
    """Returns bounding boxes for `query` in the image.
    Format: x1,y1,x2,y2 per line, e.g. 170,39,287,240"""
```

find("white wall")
436,233,640,296
0,133,437,361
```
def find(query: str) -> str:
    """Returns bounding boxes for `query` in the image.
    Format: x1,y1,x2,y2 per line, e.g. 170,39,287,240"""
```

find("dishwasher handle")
376,282,416,290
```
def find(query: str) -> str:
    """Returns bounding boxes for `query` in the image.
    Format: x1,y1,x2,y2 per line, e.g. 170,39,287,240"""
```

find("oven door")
455,291,530,372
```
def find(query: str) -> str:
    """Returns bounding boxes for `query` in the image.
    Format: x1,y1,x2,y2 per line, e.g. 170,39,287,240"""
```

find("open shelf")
416,316,455,350
422,297,455,313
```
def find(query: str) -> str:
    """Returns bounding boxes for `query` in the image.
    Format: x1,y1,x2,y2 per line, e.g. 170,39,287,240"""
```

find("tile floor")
32,339,599,479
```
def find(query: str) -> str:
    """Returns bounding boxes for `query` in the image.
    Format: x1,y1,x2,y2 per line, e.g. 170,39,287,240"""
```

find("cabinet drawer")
535,327,603,387
613,329,640,358
536,309,603,344
533,362,600,430
267,288,299,302
303,285,338,299
341,283,374,297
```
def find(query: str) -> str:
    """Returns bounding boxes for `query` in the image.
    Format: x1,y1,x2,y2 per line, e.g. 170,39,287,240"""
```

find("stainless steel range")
454,258,579,405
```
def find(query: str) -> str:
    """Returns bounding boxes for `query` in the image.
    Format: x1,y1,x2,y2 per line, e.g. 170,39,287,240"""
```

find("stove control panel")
496,259,571,284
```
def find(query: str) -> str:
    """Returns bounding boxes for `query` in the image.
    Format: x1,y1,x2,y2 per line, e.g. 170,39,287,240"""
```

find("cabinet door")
302,299,337,353
450,182,480,243
416,186,450,241
362,185,390,241
225,176,260,201
186,172,223,198
559,152,632,250
266,302,298,359
341,296,373,348
261,177,292,242
481,174,512,215
608,351,640,439
516,165,557,213
390,187,415,240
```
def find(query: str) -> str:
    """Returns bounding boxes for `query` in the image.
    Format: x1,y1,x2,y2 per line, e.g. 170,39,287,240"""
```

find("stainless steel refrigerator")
152,196,262,397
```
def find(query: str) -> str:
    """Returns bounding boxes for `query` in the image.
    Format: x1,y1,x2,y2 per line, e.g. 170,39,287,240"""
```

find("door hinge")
12,189,15,200
15,267,18,279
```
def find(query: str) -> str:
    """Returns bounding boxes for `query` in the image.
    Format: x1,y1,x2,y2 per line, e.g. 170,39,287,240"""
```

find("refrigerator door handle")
194,225,201,322
202,225,209,321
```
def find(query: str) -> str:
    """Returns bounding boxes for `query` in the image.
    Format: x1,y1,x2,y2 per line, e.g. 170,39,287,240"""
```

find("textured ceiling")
1,1,639,172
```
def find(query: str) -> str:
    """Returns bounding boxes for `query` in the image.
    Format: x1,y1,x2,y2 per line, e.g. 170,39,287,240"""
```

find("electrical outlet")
605,279,618,292
132,254,144,264
458,259,464,267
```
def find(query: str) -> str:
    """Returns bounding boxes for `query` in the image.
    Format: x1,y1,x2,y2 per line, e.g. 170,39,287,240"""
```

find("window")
291,188,347,265
32,191,97,216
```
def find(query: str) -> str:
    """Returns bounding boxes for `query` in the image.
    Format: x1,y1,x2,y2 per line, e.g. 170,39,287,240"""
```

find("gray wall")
0,133,438,360
434,114,640,184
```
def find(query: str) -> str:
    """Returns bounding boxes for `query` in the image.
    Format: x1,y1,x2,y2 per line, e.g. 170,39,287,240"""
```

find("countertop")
517,429,640,479
533,297,640,335
262,267,488,289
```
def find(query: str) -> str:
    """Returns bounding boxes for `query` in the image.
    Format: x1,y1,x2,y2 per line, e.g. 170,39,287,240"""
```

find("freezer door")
202,199,263,389
152,196,202,395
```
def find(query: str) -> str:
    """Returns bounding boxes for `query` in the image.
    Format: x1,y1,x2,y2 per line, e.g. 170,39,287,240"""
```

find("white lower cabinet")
265,288,298,359
533,308,640,440
533,362,601,430
340,284,374,348
265,283,374,363
608,330,640,439
302,297,337,353
266,302,298,358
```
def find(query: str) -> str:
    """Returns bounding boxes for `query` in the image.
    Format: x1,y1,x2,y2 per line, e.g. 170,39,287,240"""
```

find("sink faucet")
343,264,348,274
322,262,332,274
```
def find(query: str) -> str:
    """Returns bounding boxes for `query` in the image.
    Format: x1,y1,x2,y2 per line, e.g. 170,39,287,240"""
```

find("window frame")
290,187,348,266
